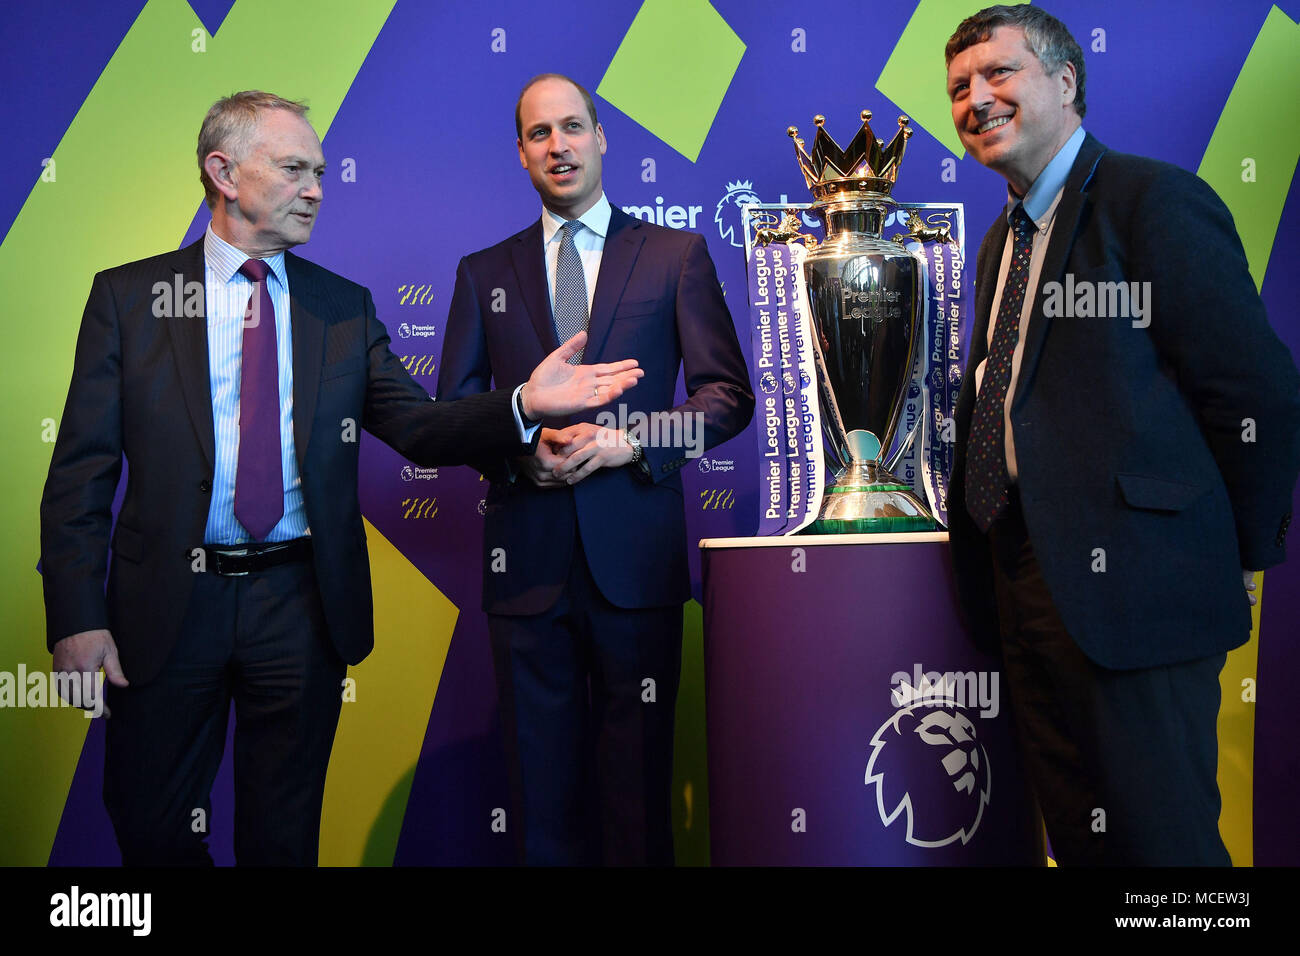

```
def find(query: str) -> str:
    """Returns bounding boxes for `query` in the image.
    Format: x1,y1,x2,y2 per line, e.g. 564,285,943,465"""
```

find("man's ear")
518,139,528,169
1060,60,1078,107
203,150,239,203
596,123,607,155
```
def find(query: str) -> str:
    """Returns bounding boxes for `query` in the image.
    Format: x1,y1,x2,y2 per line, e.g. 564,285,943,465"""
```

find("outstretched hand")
521,331,643,419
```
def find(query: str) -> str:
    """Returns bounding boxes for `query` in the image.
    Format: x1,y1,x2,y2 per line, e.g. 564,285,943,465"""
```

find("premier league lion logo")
865,676,990,847
715,180,762,248
759,371,778,394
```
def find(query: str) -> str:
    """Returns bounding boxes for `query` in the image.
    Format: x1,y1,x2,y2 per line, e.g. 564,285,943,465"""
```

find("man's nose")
968,76,995,112
302,176,322,201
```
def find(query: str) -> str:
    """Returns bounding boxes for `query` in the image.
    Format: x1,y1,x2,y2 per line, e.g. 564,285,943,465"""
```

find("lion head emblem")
715,180,761,248
865,676,990,847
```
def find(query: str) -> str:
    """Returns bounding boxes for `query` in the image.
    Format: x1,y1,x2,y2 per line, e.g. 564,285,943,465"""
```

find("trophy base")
806,464,936,534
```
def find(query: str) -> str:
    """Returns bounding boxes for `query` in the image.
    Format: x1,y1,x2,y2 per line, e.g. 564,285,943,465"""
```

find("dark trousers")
488,534,683,866
987,489,1231,865
103,559,344,865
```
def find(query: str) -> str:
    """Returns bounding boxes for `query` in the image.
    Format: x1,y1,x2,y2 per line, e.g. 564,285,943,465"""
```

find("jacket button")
199,479,211,493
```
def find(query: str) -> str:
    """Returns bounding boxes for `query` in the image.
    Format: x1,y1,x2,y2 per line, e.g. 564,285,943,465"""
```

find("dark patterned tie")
965,205,1036,532
234,258,284,541
553,221,589,365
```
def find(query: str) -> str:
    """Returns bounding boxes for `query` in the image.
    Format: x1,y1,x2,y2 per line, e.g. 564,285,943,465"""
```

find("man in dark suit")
943,6,1300,865
437,73,753,865
39,90,642,865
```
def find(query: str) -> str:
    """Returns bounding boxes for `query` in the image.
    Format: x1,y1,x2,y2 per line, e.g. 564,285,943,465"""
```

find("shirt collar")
1006,126,1086,230
541,193,611,244
204,223,288,288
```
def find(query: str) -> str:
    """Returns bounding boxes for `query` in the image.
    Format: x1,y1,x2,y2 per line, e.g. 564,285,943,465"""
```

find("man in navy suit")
437,73,753,865
40,90,642,865
943,6,1300,864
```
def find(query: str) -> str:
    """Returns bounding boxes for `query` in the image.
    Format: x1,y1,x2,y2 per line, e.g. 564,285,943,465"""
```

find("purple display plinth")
701,533,1044,865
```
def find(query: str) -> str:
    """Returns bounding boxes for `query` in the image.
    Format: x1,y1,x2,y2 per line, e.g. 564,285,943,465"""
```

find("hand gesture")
521,331,643,419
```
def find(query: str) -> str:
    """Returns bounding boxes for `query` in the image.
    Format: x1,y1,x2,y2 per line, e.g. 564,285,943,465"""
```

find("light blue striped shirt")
202,225,308,544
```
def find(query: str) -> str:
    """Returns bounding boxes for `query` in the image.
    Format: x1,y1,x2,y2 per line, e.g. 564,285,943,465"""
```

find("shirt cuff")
511,383,542,444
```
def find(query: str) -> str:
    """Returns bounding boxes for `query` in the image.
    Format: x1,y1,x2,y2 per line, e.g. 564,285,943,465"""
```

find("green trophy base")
805,467,936,534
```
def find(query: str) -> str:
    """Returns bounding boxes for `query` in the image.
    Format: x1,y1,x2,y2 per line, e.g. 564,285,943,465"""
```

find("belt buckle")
215,546,252,577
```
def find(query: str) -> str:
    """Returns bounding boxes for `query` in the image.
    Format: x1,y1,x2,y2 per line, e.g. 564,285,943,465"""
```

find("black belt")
198,537,313,576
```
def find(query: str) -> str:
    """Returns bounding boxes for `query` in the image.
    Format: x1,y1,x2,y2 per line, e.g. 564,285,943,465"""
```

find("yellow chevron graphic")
401,497,439,519
397,283,436,305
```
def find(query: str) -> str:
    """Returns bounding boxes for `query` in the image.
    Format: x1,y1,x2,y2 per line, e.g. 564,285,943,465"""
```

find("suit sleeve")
361,285,536,467
638,233,755,483
435,256,516,483
1134,169,1300,570
39,271,124,649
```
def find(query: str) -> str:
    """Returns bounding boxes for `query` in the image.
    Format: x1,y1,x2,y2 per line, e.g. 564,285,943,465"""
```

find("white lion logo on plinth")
865,675,991,848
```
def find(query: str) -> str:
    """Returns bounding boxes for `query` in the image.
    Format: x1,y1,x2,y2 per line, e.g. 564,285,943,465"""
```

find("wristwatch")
625,430,650,480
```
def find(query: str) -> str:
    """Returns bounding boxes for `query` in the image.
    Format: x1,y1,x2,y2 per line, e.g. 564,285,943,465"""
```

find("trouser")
987,488,1231,866
488,534,683,866
104,559,344,865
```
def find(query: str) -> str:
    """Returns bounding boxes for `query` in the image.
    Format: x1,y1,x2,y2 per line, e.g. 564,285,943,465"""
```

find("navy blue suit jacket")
948,133,1300,669
40,238,532,685
437,205,754,614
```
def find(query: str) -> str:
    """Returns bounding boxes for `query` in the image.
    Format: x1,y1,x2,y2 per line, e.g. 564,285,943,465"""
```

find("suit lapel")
1012,133,1106,409
165,240,216,468
285,252,325,472
509,222,559,355
587,208,645,361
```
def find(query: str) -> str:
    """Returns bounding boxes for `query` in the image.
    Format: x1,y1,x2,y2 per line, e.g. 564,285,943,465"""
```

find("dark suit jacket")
437,205,754,614
40,237,535,685
948,133,1300,669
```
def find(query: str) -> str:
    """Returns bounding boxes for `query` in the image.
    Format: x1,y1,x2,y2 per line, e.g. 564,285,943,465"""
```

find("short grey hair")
197,91,309,208
945,4,1087,118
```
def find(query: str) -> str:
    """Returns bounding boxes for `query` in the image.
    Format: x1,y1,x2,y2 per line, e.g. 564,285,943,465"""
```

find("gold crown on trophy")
789,110,913,201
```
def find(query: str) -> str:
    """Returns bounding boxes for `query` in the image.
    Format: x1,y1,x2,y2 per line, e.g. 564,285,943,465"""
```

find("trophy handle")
884,417,921,474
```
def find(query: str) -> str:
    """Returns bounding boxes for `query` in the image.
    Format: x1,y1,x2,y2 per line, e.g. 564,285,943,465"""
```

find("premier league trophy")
773,110,936,532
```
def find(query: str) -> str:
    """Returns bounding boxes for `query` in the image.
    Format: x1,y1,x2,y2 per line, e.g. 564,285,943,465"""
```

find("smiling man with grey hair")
943,5,1300,865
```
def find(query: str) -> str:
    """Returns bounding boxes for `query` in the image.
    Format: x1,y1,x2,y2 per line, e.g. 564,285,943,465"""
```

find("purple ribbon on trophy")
748,241,789,535
888,204,968,528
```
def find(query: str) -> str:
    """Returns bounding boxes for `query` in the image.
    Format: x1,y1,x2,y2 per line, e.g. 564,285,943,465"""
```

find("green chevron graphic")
0,0,394,866
597,0,744,162
1198,5,1300,290
877,0,999,155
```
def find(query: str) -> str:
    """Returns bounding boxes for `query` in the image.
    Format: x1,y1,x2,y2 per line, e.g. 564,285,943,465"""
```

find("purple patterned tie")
234,258,283,540
966,206,1036,532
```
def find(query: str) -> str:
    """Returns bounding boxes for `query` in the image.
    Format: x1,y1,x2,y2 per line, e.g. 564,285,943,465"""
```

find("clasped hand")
520,424,635,488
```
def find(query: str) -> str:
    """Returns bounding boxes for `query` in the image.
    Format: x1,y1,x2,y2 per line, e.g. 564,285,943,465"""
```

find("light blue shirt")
1010,125,1085,224
202,225,307,544
202,227,537,532
979,126,1086,482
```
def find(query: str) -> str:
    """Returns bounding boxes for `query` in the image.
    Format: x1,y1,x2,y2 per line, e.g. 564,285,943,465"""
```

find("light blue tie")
554,220,589,364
